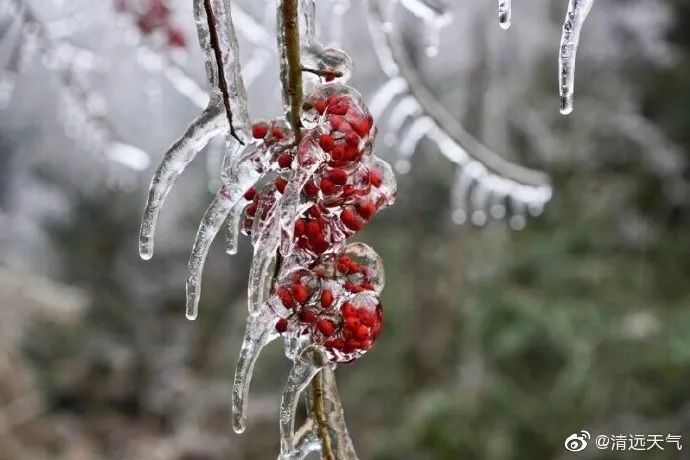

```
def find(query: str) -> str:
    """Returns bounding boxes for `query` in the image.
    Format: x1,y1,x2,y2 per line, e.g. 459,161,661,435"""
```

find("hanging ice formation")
366,0,552,229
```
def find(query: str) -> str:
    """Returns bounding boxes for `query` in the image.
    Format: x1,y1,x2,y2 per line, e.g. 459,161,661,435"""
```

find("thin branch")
311,371,335,460
203,0,243,144
282,0,304,141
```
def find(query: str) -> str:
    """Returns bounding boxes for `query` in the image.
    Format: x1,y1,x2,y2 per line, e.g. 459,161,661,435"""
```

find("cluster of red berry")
114,0,186,48
240,84,396,363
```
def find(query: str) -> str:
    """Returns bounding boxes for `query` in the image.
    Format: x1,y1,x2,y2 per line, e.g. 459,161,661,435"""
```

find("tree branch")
311,371,336,460
282,0,304,141
203,0,243,144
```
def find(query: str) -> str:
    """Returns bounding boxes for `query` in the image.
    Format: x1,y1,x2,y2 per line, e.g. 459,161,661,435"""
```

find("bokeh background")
1,0,690,459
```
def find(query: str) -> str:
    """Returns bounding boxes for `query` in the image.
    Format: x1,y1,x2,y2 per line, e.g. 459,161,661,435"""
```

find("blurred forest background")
1,0,690,459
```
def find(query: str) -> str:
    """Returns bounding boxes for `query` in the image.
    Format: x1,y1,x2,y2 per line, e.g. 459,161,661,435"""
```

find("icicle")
470,181,489,226
247,201,281,315
384,96,420,147
450,162,486,225
509,194,527,230
185,191,233,320
232,308,278,433
185,155,262,319
395,116,433,173
139,106,225,260
369,77,407,119
424,19,441,57
498,0,511,30
225,201,245,255
558,0,595,115
279,347,328,458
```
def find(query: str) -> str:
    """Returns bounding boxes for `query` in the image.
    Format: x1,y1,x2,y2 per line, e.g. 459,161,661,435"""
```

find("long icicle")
185,156,261,319
232,309,277,433
279,346,328,458
558,0,595,115
139,106,225,260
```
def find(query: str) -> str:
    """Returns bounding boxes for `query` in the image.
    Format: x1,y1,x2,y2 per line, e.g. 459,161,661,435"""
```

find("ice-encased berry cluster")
237,83,395,364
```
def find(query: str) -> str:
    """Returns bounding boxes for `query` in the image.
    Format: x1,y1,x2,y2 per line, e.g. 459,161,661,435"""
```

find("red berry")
272,125,284,139
368,169,382,187
275,177,287,194
243,187,256,201
306,220,321,239
167,28,186,48
325,338,344,350
345,131,359,146
304,181,319,196
319,134,334,152
299,309,317,323
292,284,309,304
252,123,268,139
314,99,327,114
331,145,345,161
278,153,293,169
341,302,357,318
275,318,289,333
276,287,294,309
329,168,348,186
344,338,360,353
320,290,334,308
352,116,373,137
317,319,336,337
328,104,349,116
312,235,330,254
246,203,257,217
340,208,363,231
320,178,337,195
356,200,376,220
355,324,370,341
344,316,359,330
294,218,306,237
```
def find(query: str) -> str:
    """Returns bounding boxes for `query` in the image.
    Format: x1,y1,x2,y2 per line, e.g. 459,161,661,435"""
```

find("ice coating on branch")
140,0,249,261
279,346,327,457
559,0,595,115
139,106,225,260
498,0,511,30
213,0,250,126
